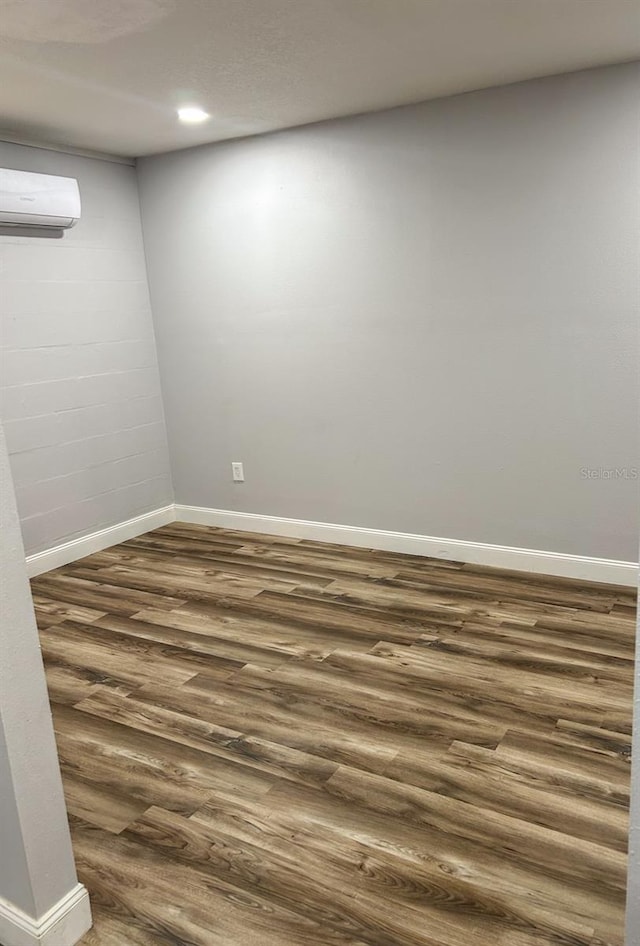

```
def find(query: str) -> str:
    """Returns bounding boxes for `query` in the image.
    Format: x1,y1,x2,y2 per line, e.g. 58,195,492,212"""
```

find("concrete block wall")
0,142,173,556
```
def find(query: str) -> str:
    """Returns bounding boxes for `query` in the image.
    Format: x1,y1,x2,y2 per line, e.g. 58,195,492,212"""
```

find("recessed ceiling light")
177,106,210,124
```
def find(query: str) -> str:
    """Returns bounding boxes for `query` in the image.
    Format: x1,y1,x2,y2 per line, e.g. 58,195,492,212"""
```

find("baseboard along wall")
25,505,175,577
0,884,91,946
24,502,639,586
175,505,638,587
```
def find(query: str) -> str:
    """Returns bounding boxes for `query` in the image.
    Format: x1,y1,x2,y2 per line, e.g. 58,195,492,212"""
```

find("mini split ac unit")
0,168,81,230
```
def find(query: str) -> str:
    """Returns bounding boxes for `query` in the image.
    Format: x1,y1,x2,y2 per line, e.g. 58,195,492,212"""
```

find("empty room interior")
1,2,640,945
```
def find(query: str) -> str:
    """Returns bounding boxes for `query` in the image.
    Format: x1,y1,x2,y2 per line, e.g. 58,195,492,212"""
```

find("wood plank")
321,764,627,894
26,521,633,946
189,788,598,945
73,817,365,946
125,803,595,946
383,742,629,850
75,685,339,791
132,673,403,775
31,573,186,615
51,704,278,815
40,621,201,691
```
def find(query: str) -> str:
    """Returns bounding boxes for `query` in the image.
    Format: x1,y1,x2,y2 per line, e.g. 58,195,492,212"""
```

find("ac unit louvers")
0,168,81,230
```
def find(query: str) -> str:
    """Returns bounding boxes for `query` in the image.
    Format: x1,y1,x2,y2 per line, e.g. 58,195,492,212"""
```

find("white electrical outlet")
231,461,245,482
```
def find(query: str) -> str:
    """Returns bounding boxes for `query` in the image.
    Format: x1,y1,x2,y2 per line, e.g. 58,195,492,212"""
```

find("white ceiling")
0,0,638,158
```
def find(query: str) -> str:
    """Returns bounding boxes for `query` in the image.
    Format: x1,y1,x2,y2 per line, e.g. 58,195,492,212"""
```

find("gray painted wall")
138,63,639,562
0,421,86,924
0,715,33,916
0,142,172,556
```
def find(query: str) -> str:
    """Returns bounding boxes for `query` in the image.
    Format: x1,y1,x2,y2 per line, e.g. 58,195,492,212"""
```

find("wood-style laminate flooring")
30,522,637,946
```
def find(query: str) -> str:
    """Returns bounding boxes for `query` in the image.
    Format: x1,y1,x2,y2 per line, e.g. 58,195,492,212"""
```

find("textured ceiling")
0,0,638,158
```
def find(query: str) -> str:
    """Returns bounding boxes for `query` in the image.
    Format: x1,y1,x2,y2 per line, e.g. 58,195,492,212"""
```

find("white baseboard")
175,504,639,587
0,884,91,946
24,501,638,586
25,504,175,577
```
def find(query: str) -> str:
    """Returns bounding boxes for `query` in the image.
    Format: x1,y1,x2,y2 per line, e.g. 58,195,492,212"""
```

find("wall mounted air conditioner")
0,168,81,229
